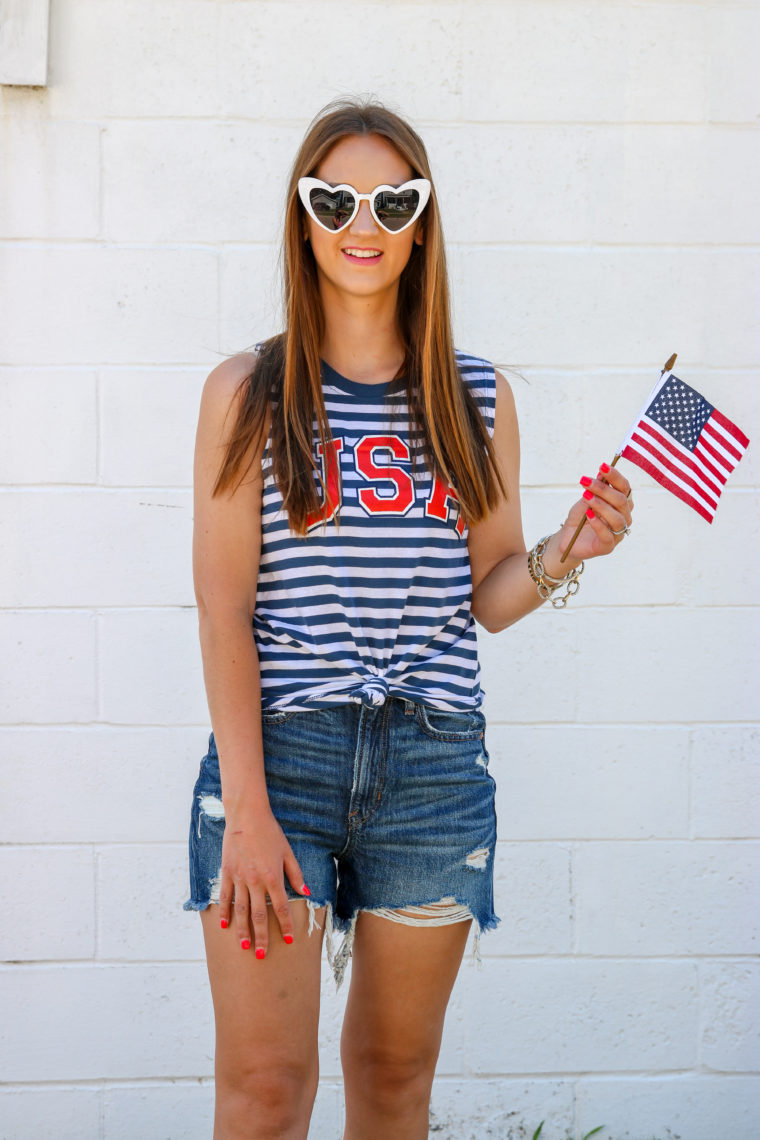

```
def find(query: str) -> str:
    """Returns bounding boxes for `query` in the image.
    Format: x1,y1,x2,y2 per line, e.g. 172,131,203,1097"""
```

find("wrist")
540,531,582,580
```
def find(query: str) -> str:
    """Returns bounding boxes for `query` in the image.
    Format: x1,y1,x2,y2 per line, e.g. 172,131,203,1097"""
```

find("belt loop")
403,698,415,716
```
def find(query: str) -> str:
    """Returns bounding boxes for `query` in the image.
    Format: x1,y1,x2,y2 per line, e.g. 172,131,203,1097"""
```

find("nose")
349,198,378,235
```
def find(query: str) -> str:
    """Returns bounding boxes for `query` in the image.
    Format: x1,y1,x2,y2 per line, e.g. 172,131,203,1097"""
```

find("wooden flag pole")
558,353,677,564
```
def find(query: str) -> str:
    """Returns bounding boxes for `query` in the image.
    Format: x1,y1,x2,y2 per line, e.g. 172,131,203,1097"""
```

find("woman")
183,96,633,1140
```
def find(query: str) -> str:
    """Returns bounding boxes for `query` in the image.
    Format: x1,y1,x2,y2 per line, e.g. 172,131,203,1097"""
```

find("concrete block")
449,247,709,370
707,6,760,123
691,726,760,839
430,123,760,247
701,960,760,1071
103,121,298,244
103,1077,344,1140
99,609,208,725
99,368,205,487
0,115,99,237
219,2,465,124
218,246,286,361
477,612,579,723
572,607,760,724
489,724,689,840
486,842,572,956
0,846,94,960
0,1087,100,1140
576,1075,760,1140
103,1081,213,1140
0,726,208,844
429,1077,574,1140
461,2,705,123
1,490,193,607
461,959,698,1073
97,843,204,961
704,250,760,366
0,369,97,484
0,611,97,724
0,962,214,1081
47,0,220,119
574,841,760,955
0,246,218,365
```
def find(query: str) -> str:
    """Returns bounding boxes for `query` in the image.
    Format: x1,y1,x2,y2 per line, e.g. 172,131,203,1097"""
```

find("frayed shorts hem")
184,891,500,991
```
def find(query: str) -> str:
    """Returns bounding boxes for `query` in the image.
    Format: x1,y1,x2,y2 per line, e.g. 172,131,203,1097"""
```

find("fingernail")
284,934,294,944
582,489,593,501
255,947,266,959
241,938,251,950
600,462,611,473
580,476,592,487
586,507,595,519
220,918,228,929
301,884,311,896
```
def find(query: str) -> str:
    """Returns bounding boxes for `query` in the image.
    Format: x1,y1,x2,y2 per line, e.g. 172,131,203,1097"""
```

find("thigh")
201,899,327,1079
341,909,471,1062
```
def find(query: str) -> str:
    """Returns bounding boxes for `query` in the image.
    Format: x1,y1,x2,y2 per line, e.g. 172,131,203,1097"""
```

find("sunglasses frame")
297,176,431,235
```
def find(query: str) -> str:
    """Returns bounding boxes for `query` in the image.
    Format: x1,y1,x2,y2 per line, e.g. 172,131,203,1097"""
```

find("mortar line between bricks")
3,364,759,374
2,238,760,251
4,837,759,847
2,953,757,970
2,720,759,730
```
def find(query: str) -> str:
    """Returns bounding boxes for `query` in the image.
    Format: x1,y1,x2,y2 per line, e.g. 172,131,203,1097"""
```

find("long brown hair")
212,95,508,534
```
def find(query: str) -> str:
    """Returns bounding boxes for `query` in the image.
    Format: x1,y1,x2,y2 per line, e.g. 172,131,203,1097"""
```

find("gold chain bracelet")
527,534,585,609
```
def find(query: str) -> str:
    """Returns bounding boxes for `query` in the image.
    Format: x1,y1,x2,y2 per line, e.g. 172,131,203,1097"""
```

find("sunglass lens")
374,188,421,232
309,187,355,231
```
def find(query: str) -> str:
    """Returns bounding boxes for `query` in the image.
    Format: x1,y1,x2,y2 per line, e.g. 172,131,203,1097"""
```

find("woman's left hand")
555,461,634,563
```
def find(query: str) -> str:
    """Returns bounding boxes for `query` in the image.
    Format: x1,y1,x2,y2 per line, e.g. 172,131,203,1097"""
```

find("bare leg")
340,904,472,1140
200,899,327,1140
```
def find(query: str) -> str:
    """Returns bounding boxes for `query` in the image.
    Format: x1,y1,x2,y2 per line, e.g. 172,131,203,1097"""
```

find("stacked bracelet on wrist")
527,534,585,609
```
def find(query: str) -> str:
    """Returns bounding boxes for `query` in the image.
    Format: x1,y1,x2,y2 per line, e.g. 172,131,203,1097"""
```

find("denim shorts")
183,695,499,988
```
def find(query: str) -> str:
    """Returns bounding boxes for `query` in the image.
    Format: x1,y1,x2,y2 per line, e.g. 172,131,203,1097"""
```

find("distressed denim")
183,695,500,987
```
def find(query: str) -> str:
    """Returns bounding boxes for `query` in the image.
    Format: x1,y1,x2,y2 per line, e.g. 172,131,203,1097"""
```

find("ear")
414,224,424,246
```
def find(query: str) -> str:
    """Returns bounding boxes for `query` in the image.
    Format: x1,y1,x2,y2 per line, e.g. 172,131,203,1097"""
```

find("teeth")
344,248,381,258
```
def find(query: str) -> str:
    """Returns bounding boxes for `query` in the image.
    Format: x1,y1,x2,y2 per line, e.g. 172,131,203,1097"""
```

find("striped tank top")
254,349,497,712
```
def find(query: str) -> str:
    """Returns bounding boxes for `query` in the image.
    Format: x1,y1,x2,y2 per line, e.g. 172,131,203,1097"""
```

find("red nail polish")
582,489,593,501
284,934,294,944
255,947,266,959
580,476,592,487
586,507,595,519
220,918,228,929
600,462,610,473
241,938,251,950
301,884,311,896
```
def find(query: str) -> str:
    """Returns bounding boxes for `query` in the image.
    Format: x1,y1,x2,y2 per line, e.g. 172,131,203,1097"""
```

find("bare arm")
193,353,307,954
468,370,633,634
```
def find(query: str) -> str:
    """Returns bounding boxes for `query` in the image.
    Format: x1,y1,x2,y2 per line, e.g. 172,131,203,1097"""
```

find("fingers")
578,463,633,538
218,870,233,931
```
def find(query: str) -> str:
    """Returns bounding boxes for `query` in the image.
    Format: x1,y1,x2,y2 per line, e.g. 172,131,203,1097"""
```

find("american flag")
619,371,750,523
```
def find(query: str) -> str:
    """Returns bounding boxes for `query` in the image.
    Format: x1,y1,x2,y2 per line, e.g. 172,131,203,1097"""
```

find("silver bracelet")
527,534,585,609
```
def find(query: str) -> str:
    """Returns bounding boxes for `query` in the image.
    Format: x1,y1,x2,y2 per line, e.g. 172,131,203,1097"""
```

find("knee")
344,1044,436,1110
215,1058,318,1138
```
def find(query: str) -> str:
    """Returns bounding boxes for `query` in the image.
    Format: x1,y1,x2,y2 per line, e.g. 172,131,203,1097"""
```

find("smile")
342,248,383,264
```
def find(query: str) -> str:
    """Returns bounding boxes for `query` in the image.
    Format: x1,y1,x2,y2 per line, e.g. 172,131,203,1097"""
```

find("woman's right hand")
218,808,310,957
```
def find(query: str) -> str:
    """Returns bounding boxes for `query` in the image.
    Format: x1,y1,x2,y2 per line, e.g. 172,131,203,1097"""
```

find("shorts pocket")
415,703,485,742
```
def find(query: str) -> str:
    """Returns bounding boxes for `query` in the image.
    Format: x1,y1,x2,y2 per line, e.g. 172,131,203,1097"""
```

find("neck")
317,274,405,383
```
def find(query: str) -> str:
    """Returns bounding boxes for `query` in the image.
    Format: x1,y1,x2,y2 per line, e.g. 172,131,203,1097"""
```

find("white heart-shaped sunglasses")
298,176,431,235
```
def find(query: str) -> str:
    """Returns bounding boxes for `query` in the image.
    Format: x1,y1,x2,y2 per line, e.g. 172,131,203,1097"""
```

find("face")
301,133,425,298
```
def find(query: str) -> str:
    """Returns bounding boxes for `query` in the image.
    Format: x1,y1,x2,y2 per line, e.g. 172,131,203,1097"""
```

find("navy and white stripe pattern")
254,349,497,712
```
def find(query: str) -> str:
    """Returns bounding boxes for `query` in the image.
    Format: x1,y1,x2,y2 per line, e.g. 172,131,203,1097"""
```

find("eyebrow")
323,180,405,190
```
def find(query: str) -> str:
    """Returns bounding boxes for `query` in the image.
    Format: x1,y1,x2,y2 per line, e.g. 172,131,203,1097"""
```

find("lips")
342,248,383,265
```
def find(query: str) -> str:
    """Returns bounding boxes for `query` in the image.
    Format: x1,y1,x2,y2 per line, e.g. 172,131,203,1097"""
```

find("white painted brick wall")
1,1,758,1137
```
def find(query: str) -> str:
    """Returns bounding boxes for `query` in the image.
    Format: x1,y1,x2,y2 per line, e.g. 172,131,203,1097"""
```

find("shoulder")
199,350,259,424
